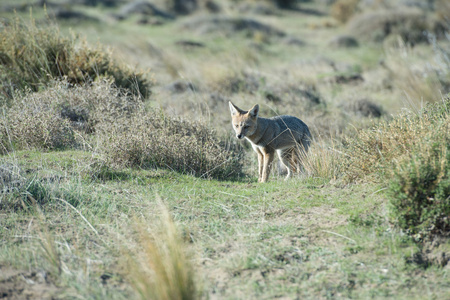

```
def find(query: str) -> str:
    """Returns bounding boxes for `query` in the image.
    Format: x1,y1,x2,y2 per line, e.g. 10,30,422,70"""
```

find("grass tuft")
126,201,198,300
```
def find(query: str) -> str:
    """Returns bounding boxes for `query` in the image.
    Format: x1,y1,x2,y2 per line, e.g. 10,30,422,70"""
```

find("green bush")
389,142,449,239
388,101,450,239
0,17,151,106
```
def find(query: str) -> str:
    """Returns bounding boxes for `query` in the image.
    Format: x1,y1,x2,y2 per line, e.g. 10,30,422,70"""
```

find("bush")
1,100,77,153
0,17,151,106
0,79,140,153
343,97,450,239
389,141,449,239
97,110,243,179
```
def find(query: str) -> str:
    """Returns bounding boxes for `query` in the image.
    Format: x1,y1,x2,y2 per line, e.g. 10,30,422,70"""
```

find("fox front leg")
260,151,275,183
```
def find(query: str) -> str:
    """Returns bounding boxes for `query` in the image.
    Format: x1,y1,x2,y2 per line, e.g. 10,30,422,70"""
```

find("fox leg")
260,150,275,183
253,146,264,182
277,148,294,180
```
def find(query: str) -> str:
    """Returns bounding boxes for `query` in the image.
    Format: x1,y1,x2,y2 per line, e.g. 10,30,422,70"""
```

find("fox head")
229,101,259,139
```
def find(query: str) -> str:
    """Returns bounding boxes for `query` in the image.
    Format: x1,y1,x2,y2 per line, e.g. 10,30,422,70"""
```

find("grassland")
1,0,449,299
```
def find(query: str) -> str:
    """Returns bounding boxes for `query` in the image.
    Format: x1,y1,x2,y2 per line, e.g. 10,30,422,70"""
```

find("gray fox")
229,102,311,182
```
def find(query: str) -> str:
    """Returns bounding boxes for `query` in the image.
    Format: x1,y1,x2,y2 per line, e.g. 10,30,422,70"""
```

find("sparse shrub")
98,110,243,179
0,17,151,106
331,0,360,24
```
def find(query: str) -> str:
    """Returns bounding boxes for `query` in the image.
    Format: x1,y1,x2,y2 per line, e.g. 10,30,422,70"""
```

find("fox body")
229,102,311,182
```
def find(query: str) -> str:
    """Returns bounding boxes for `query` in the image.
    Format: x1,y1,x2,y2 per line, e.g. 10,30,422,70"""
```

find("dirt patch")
0,266,60,300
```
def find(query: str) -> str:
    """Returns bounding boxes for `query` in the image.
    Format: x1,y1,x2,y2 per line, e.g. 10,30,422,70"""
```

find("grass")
1,149,449,299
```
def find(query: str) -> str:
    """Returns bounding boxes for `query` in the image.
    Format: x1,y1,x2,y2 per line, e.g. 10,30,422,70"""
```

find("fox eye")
234,124,239,128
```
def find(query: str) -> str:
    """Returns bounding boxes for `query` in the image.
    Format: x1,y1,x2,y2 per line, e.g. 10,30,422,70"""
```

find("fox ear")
248,104,259,118
229,101,241,116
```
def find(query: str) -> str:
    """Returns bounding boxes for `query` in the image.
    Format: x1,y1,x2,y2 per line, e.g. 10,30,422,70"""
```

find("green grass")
1,150,449,299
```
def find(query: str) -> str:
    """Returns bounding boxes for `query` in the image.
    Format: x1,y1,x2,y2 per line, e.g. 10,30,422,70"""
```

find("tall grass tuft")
0,16,151,105
300,139,343,180
126,201,198,300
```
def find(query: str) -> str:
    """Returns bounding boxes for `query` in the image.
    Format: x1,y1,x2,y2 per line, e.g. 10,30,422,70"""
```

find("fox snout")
236,133,244,139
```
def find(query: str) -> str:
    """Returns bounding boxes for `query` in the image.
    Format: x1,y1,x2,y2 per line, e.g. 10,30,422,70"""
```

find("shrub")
1,100,77,153
0,17,151,106
97,110,243,180
343,97,450,239
389,140,449,239
0,79,140,154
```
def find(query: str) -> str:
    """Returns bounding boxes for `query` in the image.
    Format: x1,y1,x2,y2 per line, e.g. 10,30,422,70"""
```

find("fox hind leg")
277,148,294,181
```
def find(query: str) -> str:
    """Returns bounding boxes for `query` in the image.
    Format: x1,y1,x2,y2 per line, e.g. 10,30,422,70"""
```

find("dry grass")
342,96,450,182
300,139,343,181
125,201,198,300
384,37,444,104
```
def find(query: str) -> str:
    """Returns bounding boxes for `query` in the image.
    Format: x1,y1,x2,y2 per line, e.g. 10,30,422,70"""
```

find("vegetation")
0,17,151,105
0,0,449,299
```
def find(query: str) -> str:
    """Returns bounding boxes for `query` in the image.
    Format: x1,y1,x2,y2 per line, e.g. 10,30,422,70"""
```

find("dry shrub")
97,109,243,179
0,17,151,105
331,0,360,24
126,202,198,300
1,96,76,153
0,79,140,153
